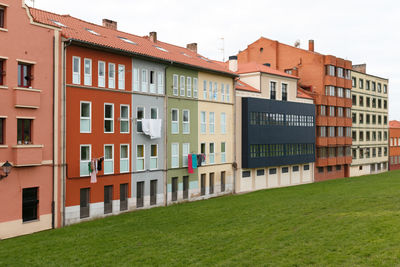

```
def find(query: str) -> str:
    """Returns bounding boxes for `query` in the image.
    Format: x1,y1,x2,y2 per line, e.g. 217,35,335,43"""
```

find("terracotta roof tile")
297,88,313,99
28,8,235,76
235,79,260,93
389,120,400,128
237,62,298,79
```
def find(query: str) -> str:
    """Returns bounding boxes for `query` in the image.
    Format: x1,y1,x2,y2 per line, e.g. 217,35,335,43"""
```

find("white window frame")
98,61,105,87
171,143,179,168
171,109,179,134
80,101,91,133
187,76,192,97
180,75,185,96
136,144,145,171
221,142,226,163
108,63,115,89
104,144,114,175
83,58,92,86
120,104,129,133
209,142,215,164
133,68,139,91
136,106,144,133
150,107,158,119
80,144,91,177
149,70,156,94
182,109,190,134
200,111,206,134
226,84,230,102
120,144,129,173
209,81,213,100
104,103,114,133
213,82,218,101
220,112,226,134
193,78,198,98
157,71,164,94
221,83,225,102
203,80,207,99
141,69,148,92
118,64,125,90
72,56,81,84
150,144,158,170
173,74,178,96
182,143,190,167
209,112,215,134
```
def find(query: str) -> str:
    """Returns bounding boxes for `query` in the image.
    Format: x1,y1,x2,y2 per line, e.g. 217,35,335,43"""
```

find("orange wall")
65,45,132,206
389,127,400,170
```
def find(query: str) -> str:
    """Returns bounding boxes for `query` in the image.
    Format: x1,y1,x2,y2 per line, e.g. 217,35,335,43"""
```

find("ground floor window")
104,185,113,214
317,167,324,173
150,180,157,205
209,173,214,194
183,176,189,199
172,177,178,201
80,188,90,219
137,181,144,208
120,184,128,211
221,171,225,192
201,174,206,196
22,187,38,222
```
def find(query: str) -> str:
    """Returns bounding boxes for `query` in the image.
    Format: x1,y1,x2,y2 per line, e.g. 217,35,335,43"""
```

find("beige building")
350,64,389,176
230,59,315,193
196,71,235,198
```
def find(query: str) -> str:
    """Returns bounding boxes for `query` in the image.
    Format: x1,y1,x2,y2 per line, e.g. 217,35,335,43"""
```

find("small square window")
256,169,264,176
304,165,310,171
292,166,299,172
17,119,32,144
18,63,33,88
269,168,277,175
242,170,251,178
282,167,289,173
317,167,324,173
327,166,333,172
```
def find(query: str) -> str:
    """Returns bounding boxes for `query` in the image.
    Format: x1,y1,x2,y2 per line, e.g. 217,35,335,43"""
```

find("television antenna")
218,37,225,62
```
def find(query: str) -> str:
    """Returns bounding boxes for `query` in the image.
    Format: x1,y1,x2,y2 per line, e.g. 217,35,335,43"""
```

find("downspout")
51,36,55,229
233,80,237,194
164,64,169,206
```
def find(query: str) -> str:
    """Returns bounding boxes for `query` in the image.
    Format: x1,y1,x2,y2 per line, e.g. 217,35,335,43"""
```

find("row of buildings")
0,0,392,239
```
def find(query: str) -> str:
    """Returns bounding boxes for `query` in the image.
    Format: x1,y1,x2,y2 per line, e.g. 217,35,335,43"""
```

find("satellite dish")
294,40,300,48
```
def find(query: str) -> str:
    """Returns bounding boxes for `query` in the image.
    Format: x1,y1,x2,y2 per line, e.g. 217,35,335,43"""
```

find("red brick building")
237,38,353,181
389,120,400,170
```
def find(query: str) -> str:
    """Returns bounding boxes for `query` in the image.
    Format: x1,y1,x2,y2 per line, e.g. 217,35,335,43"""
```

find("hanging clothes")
142,119,151,136
90,159,98,184
149,119,162,139
192,154,197,169
197,154,202,167
188,154,193,174
97,157,104,171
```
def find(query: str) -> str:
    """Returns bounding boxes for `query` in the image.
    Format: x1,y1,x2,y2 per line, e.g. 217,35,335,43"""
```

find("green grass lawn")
2,171,400,266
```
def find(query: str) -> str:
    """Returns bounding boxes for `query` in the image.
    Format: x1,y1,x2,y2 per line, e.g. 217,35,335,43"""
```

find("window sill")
14,87,42,92
0,28,8,32
0,85,8,90
23,219,40,224
0,145,8,148
12,144,44,148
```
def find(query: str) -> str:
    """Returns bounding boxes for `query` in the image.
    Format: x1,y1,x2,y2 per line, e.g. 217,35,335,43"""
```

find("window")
269,168,277,175
366,80,370,90
257,169,264,176
104,185,113,214
104,104,114,133
72,57,80,85
171,143,179,168
173,74,178,95
221,171,226,192
120,184,128,211
221,83,225,101
84,58,92,86
119,105,129,133
150,144,158,169
359,113,364,124
209,173,214,194
80,188,90,218
270,81,276,100
80,145,91,176
242,171,251,178
17,119,32,144
338,107,343,117
18,63,33,88
151,107,158,119
353,113,357,124
221,142,226,163
220,113,226,134
200,111,206,133
203,80,207,99
378,99,382,109
0,6,4,28
150,70,156,93
118,64,125,89
98,61,105,87
157,72,164,94
0,118,3,144
329,126,335,137
180,75,185,96
345,89,351,99
172,177,178,200
329,106,335,117
213,82,218,100
136,107,144,133
352,95,357,106
209,143,215,164
384,100,387,109
108,63,115,88
352,77,356,88
133,68,139,91
183,176,189,199
282,83,288,101
150,180,158,205
282,167,289,173
136,145,144,171
209,112,215,134
326,65,335,76
346,108,351,118
359,78,364,89
384,84,387,94
359,131,364,141
319,126,326,137
182,110,190,134
359,96,364,107
182,143,190,167
337,87,343,98
137,181,144,207
293,166,299,172
304,165,310,171
226,84,230,102
337,67,344,78
171,109,179,134
119,144,129,173
141,69,148,92
209,81,213,100
378,83,382,93
326,86,335,96
372,82,376,91
187,77,192,97
104,145,114,174
22,187,38,222
79,102,91,133
320,105,326,116
193,78,198,98
318,167,324,173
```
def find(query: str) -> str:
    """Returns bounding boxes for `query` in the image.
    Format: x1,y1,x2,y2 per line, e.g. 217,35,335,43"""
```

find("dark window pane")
172,177,178,200
137,181,144,208
22,187,38,222
120,183,128,211
80,188,90,218
182,176,188,199
150,180,157,205
104,185,113,214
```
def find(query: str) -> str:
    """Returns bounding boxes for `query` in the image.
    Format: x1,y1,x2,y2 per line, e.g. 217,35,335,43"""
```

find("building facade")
389,121,400,170
350,64,389,176
237,38,352,181
0,0,62,238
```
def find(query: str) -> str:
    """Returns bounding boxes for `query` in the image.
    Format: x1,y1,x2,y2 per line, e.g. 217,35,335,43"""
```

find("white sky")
28,0,400,119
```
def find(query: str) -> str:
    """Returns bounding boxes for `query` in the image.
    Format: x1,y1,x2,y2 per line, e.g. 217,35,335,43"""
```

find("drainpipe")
164,64,169,206
233,80,237,194
51,36,55,229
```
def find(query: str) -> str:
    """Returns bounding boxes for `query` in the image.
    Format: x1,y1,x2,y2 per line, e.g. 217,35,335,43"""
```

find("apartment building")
237,38,352,181
0,0,62,238
389,120,400,170
230,58,315,193
350,64,389,176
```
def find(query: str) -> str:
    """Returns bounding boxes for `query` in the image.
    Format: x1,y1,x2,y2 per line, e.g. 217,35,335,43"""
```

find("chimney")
186,43,197,53
102,19,117,30
308,40,314,52
352,64,367,73
149,31,157,43
229,55,238,72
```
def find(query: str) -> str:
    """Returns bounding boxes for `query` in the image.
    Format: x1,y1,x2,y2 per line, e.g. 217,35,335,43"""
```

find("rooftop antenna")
294,39,300,48
218,37,225,62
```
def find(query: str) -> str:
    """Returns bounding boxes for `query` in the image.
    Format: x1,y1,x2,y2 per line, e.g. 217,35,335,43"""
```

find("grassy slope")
2,171,400,266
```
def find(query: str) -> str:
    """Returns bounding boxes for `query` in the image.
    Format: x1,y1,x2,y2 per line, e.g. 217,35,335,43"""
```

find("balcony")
325,76,337,86
327,117,337,126
344,118,352,127
337,137,346,145
327,137,337,146
327,96,336,106
327,157,337,166
344,98,352,107
324,55,336,65
336,77,345,88
316,116,327,126
344,79,352,89
336,156,345,165
14,87,41,109
316,157,328,167
12,145,43,166
336,117,345,126
316,137,328,147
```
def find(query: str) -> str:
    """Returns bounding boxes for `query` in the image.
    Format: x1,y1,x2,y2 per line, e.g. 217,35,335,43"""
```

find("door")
120,183,128,211
201,174,206,196
172,177,178,201
221,171,225,192
150,180,157,206
209,173,214,194
137,181,144,208
104,185,113,214
183,176,189,199
80,188,90,218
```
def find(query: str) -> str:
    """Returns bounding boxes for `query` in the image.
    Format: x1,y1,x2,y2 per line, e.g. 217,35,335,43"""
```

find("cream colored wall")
198,72,234,104
0,214,52,239
237,73,260,92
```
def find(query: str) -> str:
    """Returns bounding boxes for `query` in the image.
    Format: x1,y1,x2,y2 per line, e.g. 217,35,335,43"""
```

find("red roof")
297,88,313,99
235,79,260,93
389,120,400,128
28,8,234,76
237,62,298,79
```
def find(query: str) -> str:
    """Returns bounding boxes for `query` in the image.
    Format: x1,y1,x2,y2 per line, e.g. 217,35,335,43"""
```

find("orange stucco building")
237,38,353,181
389,120,400,170
0,0,62,238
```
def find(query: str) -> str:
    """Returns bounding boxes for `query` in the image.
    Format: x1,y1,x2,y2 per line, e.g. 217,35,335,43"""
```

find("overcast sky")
28,0,399,119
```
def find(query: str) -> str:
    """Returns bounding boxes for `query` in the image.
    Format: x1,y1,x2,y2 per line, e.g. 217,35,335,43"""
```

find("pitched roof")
28,8,234,76
297,88,313,99
235,79,260,93
237,62,298,79
389,120,400,128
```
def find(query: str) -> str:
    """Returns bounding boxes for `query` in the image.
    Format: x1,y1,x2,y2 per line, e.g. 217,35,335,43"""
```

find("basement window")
85,28,100,36
50,20,66,28
23,187,38,222
118,36,137,45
